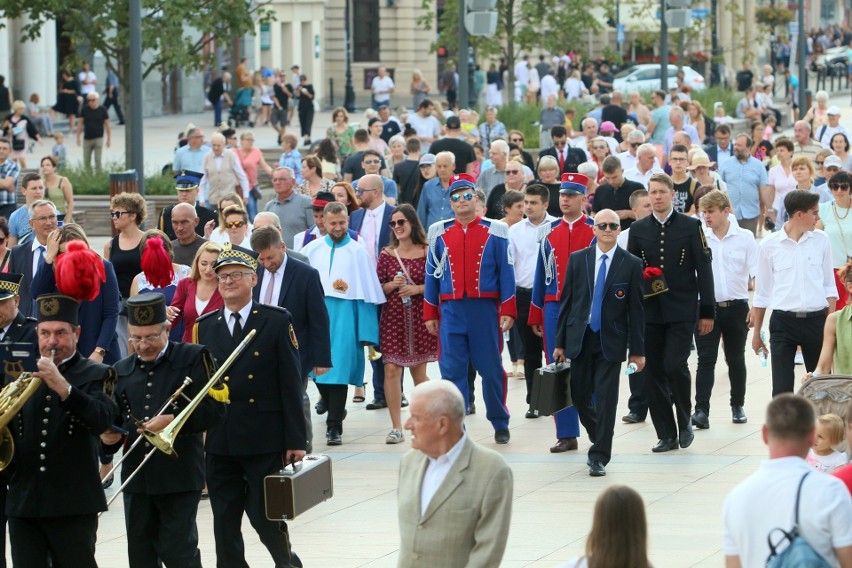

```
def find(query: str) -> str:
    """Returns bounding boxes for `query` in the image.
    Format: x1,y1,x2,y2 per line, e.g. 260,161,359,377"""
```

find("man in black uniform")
0,273,35,568
158,171,217,241
195,244,307,568
6,293,118,568
102,293,225,568
627,173,715,453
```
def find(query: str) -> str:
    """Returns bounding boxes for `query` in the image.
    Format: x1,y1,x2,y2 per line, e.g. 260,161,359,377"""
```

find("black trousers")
104,90,125,123
298,106,314,139
645,321,694,439
571,330,622,465
694,301,750,413
206,452,302,568
626,370,648,419
515,287,543,404
769,311,825,396
316,383,347,433
9,514,98,568
124,490,202,568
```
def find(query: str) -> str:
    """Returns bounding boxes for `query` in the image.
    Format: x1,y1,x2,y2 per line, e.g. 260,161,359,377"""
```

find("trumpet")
0,348,54,471
368,346,382,361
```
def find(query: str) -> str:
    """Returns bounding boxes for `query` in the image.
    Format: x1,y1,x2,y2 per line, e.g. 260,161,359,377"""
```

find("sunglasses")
450,192,474,202
225,221,246,228
595,222,620,231
511,138,524,143
816,161,825,166
110,211,129,219
505,169,522,174
363,160,381,165
830,183,850,191
553,140,567,147
388,219,408,228
630,142,642,148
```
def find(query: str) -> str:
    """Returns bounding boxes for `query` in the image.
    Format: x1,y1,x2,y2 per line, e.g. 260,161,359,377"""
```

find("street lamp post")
129,0,145,194
344,0,356,112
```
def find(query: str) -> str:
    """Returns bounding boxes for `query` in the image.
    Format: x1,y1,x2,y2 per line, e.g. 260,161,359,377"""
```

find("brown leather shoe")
549,438,579,453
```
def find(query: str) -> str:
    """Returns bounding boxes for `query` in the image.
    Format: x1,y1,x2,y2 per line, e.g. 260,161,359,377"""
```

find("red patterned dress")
377,249,438,367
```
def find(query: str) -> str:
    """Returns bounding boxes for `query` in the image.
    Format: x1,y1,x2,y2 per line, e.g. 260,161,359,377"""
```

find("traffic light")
465,0,497,36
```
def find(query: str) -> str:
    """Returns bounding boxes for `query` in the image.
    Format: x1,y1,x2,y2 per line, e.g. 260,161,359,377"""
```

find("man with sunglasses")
538,125,586,176
529,173,595,453
424,173,517,444
592,156,645,230
351,149,398,205
552,209,645,476
616,129,647,171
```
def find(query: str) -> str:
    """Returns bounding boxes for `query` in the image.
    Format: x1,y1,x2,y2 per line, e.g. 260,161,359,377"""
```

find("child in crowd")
713,102,733,124
51,131,67,170
763,115,777,140
807,413,848,473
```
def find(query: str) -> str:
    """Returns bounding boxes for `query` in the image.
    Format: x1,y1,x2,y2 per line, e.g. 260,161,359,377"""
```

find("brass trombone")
104,329,256,508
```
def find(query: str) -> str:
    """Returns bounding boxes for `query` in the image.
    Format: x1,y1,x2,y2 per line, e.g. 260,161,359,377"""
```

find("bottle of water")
758,330,769,367
624,362,638,375
397,272,412,307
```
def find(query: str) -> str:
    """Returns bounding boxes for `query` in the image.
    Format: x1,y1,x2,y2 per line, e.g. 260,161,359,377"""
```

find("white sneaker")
386,429,405,444
794,351,805,365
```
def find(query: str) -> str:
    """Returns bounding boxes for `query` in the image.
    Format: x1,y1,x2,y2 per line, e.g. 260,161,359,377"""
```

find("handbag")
250,185,263,201
11,138,24,152
765,472,832,568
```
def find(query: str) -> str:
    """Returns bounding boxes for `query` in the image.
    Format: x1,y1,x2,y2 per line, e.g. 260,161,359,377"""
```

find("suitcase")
264,454,334,520
530,362,572,416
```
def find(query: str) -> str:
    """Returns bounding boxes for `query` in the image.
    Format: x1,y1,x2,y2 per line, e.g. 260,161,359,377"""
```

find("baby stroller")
228,87,254,128
798,374,852,454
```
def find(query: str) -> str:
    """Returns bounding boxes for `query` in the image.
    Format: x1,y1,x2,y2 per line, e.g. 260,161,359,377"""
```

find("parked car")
613,64,706,92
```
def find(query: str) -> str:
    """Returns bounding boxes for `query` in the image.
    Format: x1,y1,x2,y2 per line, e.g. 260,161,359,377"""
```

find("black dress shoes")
679,426,695,449
691,409,710,429
315,399,327,415
549,438,578,453
652,438,678,452
466,402,476,415
622,413,645,424
732,406,748,423
525,409,539,419
494,430,510,444
365,399,387,410
326,429,342,446
401,394,409,408
588,461,606,477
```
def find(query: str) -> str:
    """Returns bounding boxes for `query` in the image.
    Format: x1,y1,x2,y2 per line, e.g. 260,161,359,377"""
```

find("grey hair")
669,105,685,118
388,134,405,148
276,166,296,179
582,117,598,129
577,161,599,178
254,211,282,229
537,155,559,171
627,130,645,142
491,139,509,156
636,143,656,157
412,380,465,423
29,199,57,219
436,150,456,164
210,132,226,144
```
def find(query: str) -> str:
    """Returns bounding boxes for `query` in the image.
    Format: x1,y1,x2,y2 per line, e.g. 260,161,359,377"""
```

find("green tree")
421,0,603,94
0,0,273,168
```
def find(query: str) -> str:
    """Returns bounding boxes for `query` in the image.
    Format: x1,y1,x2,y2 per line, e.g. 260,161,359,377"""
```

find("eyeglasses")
216,271,254,282
363,160,381,165
669,157,688,162
388,219,408,228
225,220,246,228
595,222,620,231
505,169,522,174
128,330,165,345
33,214,58,223
450,192,474,202
110,211,129,219
272,177,293,183
355,188,378,196
830,183,851,191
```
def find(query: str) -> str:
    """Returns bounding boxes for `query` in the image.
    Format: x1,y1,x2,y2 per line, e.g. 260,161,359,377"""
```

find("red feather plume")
55,241,106,301
141,237,174,289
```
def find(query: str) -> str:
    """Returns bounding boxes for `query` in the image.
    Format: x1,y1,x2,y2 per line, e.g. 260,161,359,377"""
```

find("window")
353,0,380,62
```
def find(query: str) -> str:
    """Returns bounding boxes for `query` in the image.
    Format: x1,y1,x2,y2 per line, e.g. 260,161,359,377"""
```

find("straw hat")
687,153,716,170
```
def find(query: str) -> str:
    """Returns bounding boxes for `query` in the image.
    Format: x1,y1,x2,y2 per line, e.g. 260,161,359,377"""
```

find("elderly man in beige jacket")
397,381,513,567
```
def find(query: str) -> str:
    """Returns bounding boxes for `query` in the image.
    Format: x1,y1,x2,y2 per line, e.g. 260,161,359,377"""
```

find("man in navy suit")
348,174,400,410
702,123,732,167
250,225,331,453
553,209,645,477
8,199,59,317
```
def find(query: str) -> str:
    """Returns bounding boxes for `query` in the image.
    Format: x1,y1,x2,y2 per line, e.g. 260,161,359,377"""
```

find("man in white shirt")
616,189,651,249
692,190,758,430
572,117,599,159
514,56,530,102
616,130,647,171
508,184,556,418
751,190,837,396
397,381,512,567
370,67,395,110
722,394,852,568
624,143,665,186
406,99,442,153
78,62,97,96
815,106,849,147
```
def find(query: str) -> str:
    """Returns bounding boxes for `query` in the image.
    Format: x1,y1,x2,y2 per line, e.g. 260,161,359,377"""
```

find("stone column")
18,17,57,106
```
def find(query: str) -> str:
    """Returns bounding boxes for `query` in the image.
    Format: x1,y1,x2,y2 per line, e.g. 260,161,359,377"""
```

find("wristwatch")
94,347,106,357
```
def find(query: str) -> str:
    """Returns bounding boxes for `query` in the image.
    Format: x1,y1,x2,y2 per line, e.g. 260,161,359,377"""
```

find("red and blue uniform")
530,214,595,439
425,216,517,432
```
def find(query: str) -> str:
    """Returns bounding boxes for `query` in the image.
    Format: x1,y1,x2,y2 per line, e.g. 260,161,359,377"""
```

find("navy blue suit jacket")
555,245,645,363
252,256,331,374
8,242,39,317
349,203,396,256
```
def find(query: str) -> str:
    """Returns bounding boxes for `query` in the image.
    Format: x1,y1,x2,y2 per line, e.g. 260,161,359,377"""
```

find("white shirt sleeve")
753,240,774,309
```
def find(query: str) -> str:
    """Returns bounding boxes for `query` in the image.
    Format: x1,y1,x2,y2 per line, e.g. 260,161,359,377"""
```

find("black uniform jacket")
7,353,118,517
106,341,225,494
195,302,306,456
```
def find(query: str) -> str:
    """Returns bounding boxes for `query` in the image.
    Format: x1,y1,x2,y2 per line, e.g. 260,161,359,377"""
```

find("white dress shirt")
420,433,467,517
753,227,837,311
361,201,386,266
259,254,288,305
704,221,759,302
624,165,665,187
224,301,253,335
508,214,556,288
616,227,630,249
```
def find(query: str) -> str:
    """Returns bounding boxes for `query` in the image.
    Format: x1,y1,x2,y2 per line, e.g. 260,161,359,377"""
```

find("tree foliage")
419,0,603,87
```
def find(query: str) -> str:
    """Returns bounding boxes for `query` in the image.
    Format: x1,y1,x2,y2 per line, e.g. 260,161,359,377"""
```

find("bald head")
595,208,619,225
254,211,282,230
357,174,385,209
171,203,199,243
172,202,197,219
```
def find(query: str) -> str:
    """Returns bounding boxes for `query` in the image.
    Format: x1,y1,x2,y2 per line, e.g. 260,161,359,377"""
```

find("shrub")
62,162,176,196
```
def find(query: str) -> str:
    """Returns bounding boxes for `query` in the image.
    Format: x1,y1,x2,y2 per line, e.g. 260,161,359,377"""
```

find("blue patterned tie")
590,253,607,332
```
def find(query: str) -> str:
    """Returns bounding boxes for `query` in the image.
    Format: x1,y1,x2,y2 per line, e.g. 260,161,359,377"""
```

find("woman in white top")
816,171,852,308
559,485,652,568
564,70,583,101
204,193,253,246
767,138,797,223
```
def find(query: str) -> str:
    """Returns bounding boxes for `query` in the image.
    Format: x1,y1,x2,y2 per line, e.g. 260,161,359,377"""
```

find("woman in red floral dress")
376,204,437,444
